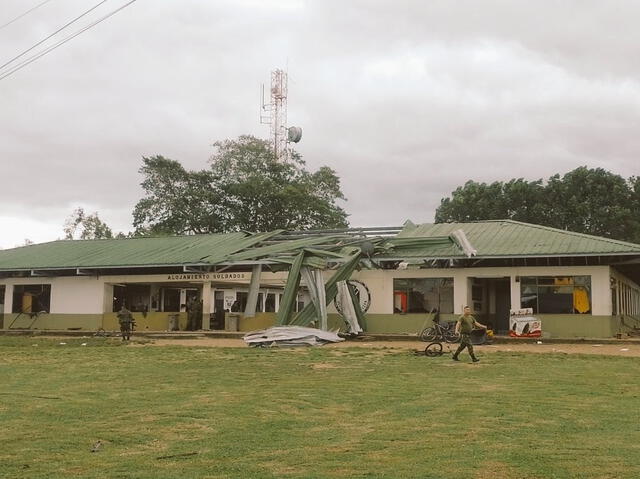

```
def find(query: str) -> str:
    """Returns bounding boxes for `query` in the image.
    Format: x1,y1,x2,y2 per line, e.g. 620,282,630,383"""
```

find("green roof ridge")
494,219,640,249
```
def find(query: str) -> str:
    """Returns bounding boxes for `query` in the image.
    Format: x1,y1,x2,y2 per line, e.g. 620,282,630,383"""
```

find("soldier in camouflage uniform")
187,297,203,331
117,305,135,341
453,306,487,362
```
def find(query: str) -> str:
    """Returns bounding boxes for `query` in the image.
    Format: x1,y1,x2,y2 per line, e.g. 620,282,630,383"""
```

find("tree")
435,167,640,243
64,208,113,240
132,156,224,235
133,135,349,235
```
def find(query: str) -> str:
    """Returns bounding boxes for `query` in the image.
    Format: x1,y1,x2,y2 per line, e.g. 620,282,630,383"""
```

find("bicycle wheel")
444,330,460,343
420,327,437,342
424,342,443,357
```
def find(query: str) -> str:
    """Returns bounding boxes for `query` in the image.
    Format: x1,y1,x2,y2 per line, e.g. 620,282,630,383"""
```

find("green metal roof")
0,232,272,271
390,220,640,258
1,220,639,273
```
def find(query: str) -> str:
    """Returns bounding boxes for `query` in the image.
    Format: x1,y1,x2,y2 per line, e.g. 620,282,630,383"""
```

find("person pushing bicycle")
452,305,487,362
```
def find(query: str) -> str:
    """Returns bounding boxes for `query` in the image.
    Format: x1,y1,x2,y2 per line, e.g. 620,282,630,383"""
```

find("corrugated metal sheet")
392,220,640,257
0,232,266,270
2,220,639,272
225,234,352,262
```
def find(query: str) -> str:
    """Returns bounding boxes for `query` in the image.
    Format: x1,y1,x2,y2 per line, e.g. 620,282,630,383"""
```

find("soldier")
452,305,487,362
187,297,199,331
194,299,203,330
117,305,135,341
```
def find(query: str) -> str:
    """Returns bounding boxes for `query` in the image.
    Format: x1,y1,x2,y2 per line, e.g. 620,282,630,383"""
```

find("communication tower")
260,69,302,161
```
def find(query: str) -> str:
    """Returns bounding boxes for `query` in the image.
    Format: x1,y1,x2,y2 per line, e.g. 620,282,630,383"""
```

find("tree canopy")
435,167,640,243
133,135,349,235
63,207,114,240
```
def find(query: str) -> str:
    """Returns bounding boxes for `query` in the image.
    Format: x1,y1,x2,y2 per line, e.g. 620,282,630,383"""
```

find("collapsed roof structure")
1,220,640,338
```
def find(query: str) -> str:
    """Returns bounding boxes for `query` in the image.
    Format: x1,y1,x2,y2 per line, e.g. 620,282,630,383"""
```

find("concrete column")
179,289,187,311
244,265,262,318
510,275,521,311
201,281,212,330
4,284,14,317
591,267,611,316
453,273,469,314
103,284,114,313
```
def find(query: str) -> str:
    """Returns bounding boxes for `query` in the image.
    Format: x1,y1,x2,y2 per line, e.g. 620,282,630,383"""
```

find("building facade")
1,220,639,338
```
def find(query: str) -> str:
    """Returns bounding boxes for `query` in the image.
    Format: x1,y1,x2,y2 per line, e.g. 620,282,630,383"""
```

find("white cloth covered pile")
243,326,344,347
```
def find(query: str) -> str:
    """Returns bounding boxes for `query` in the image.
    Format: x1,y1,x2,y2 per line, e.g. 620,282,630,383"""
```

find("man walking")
453,305,487,362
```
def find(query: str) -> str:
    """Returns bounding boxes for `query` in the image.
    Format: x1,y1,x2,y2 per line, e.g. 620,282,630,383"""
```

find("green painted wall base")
3,313,102,331
0,312,624,339
534,315,620,339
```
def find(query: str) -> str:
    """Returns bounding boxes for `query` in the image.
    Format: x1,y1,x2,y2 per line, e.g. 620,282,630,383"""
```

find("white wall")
351,265,611,315
50,277,105,314
0,265,613,316
0,276,104,314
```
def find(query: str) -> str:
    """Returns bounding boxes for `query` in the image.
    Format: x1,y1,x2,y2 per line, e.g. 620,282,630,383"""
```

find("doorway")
469,277,511,334
493,278,511,334
212,290,226,330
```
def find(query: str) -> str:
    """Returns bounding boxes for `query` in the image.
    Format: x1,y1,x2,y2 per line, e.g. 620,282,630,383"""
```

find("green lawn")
1,337,639,479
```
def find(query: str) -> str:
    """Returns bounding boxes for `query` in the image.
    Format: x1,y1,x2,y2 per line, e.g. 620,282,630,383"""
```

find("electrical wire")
0,0,109,73
0,0,54,31
0,0,137,82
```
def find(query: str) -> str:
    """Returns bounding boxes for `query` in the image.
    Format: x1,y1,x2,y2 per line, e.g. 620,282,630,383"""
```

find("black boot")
472,356,479,362
452,355,460,361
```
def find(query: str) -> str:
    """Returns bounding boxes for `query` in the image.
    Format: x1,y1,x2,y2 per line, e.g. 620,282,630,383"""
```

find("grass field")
1,337,639,479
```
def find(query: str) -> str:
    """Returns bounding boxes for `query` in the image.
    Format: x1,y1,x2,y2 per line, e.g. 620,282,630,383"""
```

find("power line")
0,0,55,31
0,0,110,73
0,0,138,82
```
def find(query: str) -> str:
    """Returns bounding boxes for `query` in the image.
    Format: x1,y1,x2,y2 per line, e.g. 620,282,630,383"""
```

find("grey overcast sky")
1,0,639,249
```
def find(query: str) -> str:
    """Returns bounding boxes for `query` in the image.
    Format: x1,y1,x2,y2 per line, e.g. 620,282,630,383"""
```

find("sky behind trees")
1,0,639,248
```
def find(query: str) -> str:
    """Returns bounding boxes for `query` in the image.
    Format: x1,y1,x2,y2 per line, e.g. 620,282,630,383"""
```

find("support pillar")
201,281,211,330
244,265,262,318
510,275,521,312
453,273,469,314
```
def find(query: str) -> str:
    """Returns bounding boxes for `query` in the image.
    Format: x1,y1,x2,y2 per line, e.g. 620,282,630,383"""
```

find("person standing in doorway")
453,305,487,362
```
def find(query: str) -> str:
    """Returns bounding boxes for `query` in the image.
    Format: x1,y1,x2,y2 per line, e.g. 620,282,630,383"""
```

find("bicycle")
419,309,460,343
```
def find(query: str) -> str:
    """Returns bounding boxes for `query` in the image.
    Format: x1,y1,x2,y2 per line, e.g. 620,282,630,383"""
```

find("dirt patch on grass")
475,460,527,479
145,338,640,357
311,362,341,370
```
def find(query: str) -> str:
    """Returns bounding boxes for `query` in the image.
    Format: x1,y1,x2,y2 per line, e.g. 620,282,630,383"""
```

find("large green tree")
133,135,349,235
435,167,640,243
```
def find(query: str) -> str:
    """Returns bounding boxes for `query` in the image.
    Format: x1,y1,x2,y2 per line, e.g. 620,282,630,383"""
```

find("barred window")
393,278,454,314
520,276,591,314
12,284,51,314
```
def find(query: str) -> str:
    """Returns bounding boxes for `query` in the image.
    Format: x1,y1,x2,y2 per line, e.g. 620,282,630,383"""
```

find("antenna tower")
261,68,301,161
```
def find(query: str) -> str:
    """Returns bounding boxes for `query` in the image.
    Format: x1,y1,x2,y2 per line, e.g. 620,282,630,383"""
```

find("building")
1,220,639,338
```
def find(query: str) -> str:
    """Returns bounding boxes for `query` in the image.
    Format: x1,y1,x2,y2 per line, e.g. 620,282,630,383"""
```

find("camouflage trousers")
453,333,476,359
120,323,132,340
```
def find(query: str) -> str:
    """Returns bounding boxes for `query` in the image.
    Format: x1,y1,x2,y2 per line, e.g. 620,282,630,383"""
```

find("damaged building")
1,220,639,339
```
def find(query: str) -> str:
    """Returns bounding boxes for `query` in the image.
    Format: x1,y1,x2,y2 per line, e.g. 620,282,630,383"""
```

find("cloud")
1,0,640,248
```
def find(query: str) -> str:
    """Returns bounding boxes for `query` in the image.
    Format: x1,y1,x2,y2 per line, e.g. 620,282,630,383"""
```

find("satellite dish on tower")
287,126,302,143
260,69,303,161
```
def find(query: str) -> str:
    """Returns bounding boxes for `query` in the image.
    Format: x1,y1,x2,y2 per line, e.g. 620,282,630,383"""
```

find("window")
393,278,454,314
161,288,181,312
256,293,264,313
112,284,151,312
265,293,276,312
520,276,591,314
12,284,51,314
236,292,248,312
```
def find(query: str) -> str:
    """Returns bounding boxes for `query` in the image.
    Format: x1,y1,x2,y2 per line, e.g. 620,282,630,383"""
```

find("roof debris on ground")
243,326,344,347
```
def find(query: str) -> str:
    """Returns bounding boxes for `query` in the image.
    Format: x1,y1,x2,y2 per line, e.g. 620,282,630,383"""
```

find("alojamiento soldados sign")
166,273,247,281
